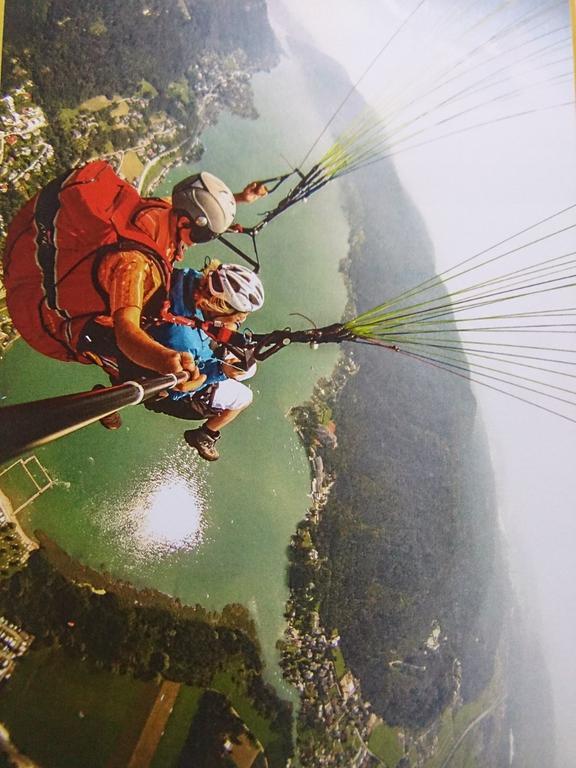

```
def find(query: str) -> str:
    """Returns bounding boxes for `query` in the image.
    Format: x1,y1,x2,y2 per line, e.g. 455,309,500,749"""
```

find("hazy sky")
271,1,576,765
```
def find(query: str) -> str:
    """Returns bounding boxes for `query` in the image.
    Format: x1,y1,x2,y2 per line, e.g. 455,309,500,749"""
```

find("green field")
212,665,275,741
423,658,504,768
0,648,159,768
141,150,178,194
79,94,114,112
119,150,144,182
150,685,202,768
211,663,288,766
368,722,403,767
139,79,158,99
332,646,346,678
144,661,287,767
111,100,129,118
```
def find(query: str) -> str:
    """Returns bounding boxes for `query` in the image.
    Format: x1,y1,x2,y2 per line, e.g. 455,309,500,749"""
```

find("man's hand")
160,350,206,391
221,360,243,379
235,181,268,204
114,308,206,390
173,351,207,392
221,358,257,381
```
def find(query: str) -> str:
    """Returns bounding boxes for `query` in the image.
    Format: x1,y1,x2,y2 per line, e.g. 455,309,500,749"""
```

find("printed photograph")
0,1,574,766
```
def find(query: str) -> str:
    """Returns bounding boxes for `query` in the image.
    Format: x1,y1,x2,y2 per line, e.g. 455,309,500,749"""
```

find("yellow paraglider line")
307,3,571,187
242,0,572,258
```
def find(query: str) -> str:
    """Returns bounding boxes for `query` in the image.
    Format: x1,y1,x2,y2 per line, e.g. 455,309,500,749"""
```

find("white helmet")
207,264,265,313
172,172,237,238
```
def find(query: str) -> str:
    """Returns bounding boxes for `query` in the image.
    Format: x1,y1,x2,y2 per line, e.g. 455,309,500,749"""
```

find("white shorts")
211,378,253,411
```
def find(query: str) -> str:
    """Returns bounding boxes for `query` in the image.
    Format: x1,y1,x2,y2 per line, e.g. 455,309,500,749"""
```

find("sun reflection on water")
137,477,204,546
99,463,208,564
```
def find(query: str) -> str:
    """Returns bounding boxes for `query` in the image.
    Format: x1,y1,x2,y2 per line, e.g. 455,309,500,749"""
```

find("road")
126,680,181,768
438,699,503,768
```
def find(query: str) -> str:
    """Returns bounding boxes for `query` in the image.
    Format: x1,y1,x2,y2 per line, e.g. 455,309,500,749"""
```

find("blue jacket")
148,268,226,399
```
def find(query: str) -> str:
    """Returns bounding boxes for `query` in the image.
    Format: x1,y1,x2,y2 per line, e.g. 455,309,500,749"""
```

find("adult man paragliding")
2,160,267,460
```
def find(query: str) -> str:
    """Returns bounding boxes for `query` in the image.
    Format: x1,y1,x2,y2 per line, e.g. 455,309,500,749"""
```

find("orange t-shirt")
97,204,177,314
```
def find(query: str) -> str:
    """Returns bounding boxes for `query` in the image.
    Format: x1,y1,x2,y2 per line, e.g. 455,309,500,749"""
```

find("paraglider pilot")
2,161,267,461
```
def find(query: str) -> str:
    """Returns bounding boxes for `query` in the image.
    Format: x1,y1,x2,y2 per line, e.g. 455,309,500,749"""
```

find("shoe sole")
99,413,122,430
184,431,219,461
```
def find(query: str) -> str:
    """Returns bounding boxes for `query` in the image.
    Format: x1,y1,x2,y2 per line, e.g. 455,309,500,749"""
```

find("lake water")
0,55,348,697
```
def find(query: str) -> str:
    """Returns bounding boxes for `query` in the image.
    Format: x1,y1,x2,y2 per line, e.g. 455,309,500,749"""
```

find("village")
0,455,53,692
280,373,399,768
0,86,52,192
0,616,33,685
0,48,259,359
0,76,184,229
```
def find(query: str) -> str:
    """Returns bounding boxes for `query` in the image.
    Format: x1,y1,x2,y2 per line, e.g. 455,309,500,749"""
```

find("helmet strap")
217,234,260,273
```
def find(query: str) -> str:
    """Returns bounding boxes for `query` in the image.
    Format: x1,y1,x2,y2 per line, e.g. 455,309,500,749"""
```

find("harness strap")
155,303,256,371
34,169,76,313
158,303,249,348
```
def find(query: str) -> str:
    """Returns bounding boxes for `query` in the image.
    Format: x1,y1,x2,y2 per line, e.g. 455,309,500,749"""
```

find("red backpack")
2,160,173,363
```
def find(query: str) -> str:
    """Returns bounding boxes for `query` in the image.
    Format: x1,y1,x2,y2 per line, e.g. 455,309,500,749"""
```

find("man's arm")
113,307,184,372
102,251,205,388
234,181,268,204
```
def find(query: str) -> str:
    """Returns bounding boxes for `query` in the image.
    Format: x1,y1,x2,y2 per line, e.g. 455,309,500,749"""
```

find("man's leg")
78,322,133,430
204,406,247,431
185,379,253,461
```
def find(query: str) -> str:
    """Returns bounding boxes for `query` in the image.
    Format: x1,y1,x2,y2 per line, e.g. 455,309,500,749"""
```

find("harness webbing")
34,170,73,313
158,302,249,349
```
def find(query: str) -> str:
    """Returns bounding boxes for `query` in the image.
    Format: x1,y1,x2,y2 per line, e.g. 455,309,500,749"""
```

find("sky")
271,1,576,765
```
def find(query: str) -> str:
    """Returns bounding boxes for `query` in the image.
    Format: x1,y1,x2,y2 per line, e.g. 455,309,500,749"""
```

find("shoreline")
137,135,200,196
34,529,260,645
280,353,385,766
0,489,38,552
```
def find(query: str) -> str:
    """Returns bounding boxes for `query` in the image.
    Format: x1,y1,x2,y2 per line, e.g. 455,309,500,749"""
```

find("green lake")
0,54,348,697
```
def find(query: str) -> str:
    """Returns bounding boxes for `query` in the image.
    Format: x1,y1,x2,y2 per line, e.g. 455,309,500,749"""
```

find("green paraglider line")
390,346,576,425
224,0,570,257
322,31,570,176
336,99,574,179
350,209,576,322
0,0,5,85
348,271,576,336
298,0,429,170
353,64,572,166
389,19,569,123
348,270,576,334
372,2,568,134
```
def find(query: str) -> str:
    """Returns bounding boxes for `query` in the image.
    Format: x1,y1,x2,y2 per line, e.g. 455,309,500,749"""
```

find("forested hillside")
0,549,293,764
285,34,509,729
0,0,279,242
317,191,507,726
2,0,278,110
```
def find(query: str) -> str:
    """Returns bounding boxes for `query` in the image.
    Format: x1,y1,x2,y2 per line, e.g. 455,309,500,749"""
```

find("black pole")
0,372,189,464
